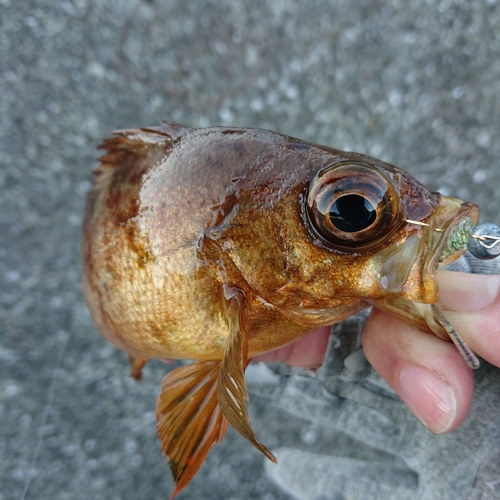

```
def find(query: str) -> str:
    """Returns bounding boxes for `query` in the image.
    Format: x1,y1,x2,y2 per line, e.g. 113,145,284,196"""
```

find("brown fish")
82,123,478,497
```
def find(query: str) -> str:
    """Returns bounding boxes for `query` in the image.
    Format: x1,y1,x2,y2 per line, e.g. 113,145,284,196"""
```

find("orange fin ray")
217,295,277,463
155,361,228,498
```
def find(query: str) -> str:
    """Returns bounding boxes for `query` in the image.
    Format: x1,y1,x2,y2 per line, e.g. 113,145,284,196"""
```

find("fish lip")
427,199,479,270
377,197,479,304
369,198,479,351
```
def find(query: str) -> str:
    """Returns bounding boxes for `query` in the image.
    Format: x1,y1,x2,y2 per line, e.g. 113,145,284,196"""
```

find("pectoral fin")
155,361,229,498
217,294,277,463
154,293,276,497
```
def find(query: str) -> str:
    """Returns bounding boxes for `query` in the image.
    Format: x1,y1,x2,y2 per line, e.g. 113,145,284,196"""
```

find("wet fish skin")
82,123,478,496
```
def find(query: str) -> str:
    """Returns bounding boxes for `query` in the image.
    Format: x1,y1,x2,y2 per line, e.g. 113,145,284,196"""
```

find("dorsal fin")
95,122,193,175
159,121,194,139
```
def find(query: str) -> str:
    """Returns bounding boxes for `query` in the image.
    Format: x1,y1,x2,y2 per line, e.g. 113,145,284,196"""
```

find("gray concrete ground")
1,1,500,499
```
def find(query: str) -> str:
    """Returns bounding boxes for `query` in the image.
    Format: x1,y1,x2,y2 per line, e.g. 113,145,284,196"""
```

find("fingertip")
430,269,500,368
437,271,500,312
444,308,500,367
398,366,458,433
363,309,473,433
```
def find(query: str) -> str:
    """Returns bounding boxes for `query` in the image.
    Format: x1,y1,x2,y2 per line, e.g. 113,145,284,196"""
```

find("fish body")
82,123,478,496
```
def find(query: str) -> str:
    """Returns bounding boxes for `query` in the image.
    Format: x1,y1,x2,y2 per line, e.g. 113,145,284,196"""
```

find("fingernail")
437,272,500,312
399,366,456,433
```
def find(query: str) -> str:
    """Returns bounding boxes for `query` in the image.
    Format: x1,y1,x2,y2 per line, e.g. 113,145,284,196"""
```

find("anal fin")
217,294,277,463
155,361,229,498
128,355,148,381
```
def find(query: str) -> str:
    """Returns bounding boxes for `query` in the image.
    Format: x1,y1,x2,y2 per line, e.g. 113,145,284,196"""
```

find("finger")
363,308,473,434
251,326,330,368
436,270,500,312
437,271,500,367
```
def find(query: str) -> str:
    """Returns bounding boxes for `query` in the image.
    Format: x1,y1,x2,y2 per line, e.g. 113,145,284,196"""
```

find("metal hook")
403,219,500,259
469,233,500,249
402,219,444,232
468,223,500,259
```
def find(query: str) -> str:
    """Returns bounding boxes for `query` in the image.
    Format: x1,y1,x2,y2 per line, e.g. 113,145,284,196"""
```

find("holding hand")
253,271,500,434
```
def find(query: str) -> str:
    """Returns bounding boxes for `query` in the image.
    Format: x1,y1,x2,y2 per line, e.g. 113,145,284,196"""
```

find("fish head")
234,147,478,343
304,155,479,297
304,154,479,338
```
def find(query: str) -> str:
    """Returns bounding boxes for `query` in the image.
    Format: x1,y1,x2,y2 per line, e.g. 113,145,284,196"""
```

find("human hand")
252,271,500,434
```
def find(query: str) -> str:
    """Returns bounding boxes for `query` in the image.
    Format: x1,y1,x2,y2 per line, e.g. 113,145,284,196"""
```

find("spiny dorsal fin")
95,123,192,175
96,129,172,174
217,294,277,463
158,121,194,139
155,361,229,498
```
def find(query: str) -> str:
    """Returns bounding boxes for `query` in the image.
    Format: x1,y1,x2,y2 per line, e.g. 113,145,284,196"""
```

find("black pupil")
329,194,376,232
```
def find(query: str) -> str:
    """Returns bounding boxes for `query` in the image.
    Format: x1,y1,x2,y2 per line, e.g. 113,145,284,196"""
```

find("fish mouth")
370,196,480,368
421,197,480,368
370,196,478,304
428,197,479,270
403,196,479,302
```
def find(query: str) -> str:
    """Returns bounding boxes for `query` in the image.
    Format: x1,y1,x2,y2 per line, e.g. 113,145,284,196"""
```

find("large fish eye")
306,162,401,251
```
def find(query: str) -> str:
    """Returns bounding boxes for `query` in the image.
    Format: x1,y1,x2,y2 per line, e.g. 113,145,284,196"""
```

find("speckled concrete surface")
1,1,500,500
